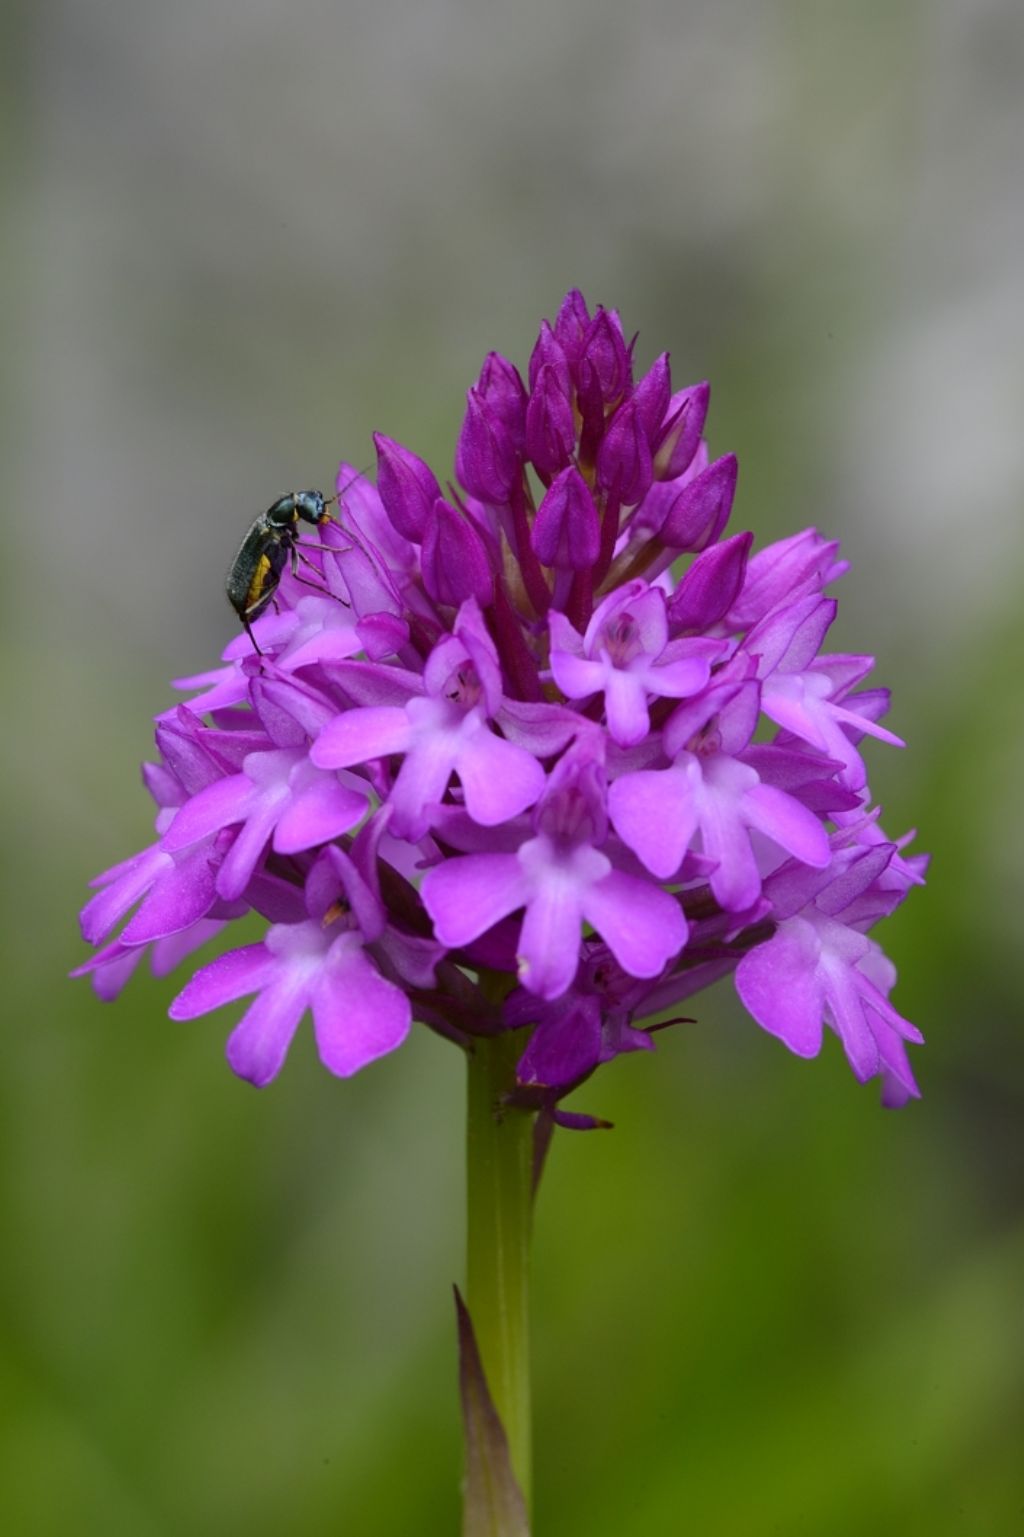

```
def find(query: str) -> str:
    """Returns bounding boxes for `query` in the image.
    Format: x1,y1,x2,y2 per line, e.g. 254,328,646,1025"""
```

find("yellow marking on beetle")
245,553,273,609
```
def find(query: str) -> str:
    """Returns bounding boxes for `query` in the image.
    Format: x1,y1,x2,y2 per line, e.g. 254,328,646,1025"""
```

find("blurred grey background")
4,2,1023,1534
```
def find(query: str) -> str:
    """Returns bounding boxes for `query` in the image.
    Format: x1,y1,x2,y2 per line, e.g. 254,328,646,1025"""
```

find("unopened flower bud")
456,388,519,504
631,353,672,442
374,432,442,542
580,306,630,404
421,498,494,608
525,364,576,477
595,396,653,504
660,453,738,550
653,381,710,479
528,321,571,392
668,530,752,631
531,466,601,570
475,352,527,449
551,289,591,370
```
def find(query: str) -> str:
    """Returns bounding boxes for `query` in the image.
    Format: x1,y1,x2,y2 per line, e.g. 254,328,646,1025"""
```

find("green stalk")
465,1026,535,1510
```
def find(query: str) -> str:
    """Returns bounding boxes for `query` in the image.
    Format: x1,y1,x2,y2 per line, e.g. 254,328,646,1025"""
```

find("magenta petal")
169,942,276,1019
225,983,307,1087
311,945,411,1076
517,1002,602,1086
422,854,529,947
647,653,712,699
389,733,461,837
736,920,825,1057
603,670,651,747
608,769,697,879
120,845,218,945
549,649,607,700
516,876,584,998
79,844,168,945
273,776,367,854
582,872,687,978
456,730,545,826
161,774,255,851
743,783,830,869
311,707,412,769
216,797,284,902
823,965,880,1081
70,940,145,1001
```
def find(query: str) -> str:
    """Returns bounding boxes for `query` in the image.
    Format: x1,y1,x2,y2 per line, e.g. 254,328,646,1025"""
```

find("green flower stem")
466,1025,535,1510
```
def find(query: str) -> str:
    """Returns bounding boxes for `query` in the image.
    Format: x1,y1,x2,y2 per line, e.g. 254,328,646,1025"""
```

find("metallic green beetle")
226,489,335,651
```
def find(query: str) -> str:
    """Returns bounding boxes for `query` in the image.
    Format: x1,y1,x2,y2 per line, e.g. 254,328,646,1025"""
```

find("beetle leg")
241,615,263,657
289,546,352,606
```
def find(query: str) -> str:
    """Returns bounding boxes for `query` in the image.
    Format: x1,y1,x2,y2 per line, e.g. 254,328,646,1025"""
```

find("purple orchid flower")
312,599,545,839
169,839,425,1086
422,743,688,1000
76,290,923,1108
548,580,722,747
736,841,923,1106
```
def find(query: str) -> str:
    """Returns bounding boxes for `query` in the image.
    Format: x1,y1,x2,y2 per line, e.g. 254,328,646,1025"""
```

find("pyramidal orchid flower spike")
74,291,925,1528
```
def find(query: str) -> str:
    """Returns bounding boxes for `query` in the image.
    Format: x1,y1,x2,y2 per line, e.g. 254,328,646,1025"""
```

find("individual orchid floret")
169,843,416,1086
727,526,848,630
160,745,369,901
609,666,832,908
667,528,751,632
79,836,224,950
422,744,688,1000
473,352,528,449
744,595,904,790
551,287,591,368
312,600,545,840
548,581,720,747
630,353,672,443
579,305,631,405
507,942,668,1099
735,842,923,1105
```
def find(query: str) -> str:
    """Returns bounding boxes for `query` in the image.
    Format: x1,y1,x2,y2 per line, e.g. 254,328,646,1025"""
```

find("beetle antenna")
323,461,374,512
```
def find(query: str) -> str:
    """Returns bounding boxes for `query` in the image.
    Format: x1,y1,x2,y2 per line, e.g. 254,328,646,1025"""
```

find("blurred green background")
3,1,1023,1533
